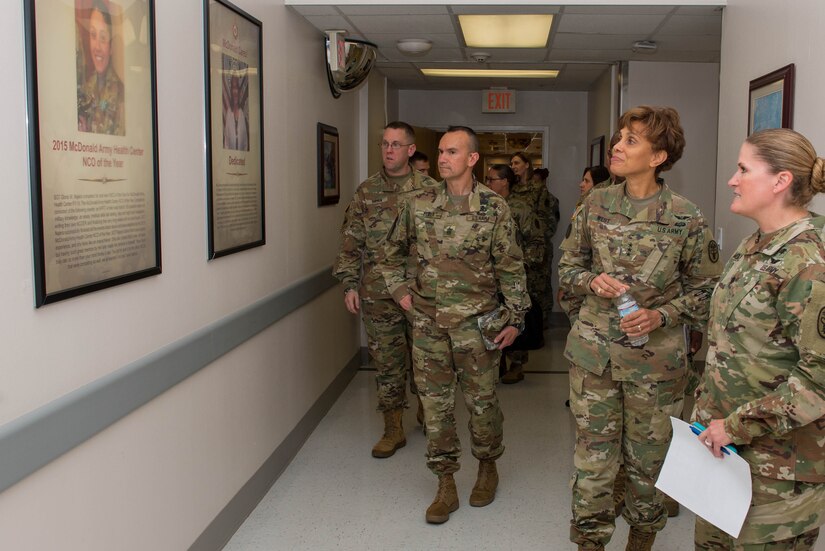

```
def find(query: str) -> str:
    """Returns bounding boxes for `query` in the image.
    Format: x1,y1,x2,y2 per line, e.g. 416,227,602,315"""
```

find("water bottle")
615,292,648,347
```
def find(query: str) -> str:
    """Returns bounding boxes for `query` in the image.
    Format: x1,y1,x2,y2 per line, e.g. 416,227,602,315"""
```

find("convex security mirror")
325,30,377,99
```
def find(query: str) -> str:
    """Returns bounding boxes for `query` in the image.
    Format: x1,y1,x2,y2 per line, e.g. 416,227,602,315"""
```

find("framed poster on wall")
24,0,161,306
204,0,265,258
748,64,795,135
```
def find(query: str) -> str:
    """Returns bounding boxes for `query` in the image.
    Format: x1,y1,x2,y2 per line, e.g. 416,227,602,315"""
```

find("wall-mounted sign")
482,89,515,113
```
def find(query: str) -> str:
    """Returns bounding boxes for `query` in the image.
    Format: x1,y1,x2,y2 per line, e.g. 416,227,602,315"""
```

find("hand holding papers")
656,417,752,538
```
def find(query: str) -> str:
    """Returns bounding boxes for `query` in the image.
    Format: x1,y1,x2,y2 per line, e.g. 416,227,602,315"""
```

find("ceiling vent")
632,40,658,54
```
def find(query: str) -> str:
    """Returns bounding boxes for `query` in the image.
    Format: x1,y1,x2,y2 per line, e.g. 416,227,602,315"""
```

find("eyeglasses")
485,176,505,183
378,141,413,151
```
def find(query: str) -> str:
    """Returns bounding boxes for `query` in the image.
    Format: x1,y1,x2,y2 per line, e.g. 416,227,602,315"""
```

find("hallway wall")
398,89,589,311
626,61,720,228
0,1,360,549
715,0,825,259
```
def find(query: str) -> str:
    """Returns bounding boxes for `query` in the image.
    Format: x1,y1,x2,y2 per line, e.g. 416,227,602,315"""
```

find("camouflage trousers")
568,362,686,548
504,349,528,368
541,249,554,323
411,309,504,476
361,297,417,412
695,476,825,550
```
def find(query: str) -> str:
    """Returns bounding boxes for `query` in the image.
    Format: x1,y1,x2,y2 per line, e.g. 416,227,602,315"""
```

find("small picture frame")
748,64,794,135
317,123,340,206
589,135,605,167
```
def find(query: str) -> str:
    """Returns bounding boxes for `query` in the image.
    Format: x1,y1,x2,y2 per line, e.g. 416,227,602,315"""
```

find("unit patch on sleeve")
708,240,720,263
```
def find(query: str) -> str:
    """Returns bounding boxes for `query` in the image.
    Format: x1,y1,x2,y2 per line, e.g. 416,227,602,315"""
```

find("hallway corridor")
224,325,707,551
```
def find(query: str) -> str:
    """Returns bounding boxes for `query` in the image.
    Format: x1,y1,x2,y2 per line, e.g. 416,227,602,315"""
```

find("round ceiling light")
397,38,433,56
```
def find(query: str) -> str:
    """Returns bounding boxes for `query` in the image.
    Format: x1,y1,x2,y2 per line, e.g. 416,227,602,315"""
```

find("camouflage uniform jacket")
558,183,721,382
78,65,125,136
506,189,546,295
332,168,438,300
563,181,619,321
382,180,530,330
693,215,825,482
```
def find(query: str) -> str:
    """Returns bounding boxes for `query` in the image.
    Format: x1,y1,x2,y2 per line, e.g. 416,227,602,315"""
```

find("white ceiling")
288,4,723,91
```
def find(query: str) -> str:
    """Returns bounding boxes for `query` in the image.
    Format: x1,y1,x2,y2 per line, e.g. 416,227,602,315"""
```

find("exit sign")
482,89,515,113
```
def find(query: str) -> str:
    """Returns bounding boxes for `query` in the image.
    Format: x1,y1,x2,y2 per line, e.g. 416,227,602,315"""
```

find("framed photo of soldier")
748,64,795,135
24,0,161,307
317,123,340,206
204,0,265,258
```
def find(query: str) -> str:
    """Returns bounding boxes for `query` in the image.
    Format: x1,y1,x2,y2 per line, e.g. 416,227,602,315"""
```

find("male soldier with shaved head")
382,126,530,524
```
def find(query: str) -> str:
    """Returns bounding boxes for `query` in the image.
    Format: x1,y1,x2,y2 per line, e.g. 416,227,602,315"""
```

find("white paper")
656,417,752,538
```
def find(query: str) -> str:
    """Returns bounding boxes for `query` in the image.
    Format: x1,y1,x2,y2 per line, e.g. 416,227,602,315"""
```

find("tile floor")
224,327,825,551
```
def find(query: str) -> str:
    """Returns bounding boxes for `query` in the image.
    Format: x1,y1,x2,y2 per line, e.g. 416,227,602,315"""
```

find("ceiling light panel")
459,15,553,48
421,68,558,78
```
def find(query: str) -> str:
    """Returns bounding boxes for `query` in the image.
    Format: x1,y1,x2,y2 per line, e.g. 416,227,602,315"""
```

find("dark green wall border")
0,266,344,494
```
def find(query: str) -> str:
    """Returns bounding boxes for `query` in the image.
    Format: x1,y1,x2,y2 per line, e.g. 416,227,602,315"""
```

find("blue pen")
690,422,738,456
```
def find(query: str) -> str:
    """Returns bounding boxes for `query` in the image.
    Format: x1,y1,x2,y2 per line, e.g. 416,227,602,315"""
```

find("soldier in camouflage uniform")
559,106,721,551
486,164,545,384
333,121,438,459
532,168,560,323
692,129,825,550
560,165,614,326
77,0,125,136
510,154,559,324
382,127,530,524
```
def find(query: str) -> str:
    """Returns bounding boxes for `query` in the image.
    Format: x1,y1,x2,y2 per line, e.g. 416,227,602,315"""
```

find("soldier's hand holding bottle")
589,272,628,299
619,307,664,340
590,273,663,340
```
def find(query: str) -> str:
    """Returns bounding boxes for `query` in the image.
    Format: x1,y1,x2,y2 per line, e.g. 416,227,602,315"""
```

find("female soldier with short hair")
559,106,721,551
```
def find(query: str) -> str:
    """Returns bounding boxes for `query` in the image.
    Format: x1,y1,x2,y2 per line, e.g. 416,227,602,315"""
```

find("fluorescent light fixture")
421,69,558,78
459,15,553,48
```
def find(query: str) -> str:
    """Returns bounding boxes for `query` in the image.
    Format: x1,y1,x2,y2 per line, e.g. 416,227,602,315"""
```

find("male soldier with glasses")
333,121,438,458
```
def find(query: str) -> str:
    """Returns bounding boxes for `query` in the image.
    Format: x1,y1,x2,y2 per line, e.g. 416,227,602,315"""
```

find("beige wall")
367,71,387,176
626,61,720,228
587,66,614,166
715,0,825,259
0,0,360,548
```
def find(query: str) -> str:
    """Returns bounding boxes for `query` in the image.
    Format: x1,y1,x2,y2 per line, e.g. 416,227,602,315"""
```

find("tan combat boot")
469,459,499,507
371,408,406,458
626,527,656,551
501,362,524,384
425,474,459,524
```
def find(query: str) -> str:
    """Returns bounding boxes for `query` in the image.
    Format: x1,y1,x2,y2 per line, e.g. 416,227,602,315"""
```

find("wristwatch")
657,308,669,328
